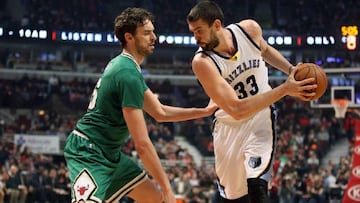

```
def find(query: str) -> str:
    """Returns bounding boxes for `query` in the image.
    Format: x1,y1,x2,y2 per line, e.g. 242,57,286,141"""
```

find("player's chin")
197,42,206,48
145,48,155,55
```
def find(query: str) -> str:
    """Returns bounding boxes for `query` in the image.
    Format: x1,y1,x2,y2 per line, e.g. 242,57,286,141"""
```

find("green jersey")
76,53,148,150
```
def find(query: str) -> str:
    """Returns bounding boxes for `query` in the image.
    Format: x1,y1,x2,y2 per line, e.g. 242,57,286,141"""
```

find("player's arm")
191,54,245,119
143,89,217,122
192,53,317,120
239,19,295,75
122,107,174,200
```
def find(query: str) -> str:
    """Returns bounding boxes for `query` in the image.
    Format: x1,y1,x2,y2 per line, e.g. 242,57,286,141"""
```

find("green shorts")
64,131,147,203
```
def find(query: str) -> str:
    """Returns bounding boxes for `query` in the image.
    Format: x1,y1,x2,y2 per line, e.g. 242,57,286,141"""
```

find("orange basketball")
294,63,328,100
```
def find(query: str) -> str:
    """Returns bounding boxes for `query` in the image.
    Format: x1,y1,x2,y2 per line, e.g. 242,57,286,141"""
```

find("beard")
135,41,154,57
199,31,219,51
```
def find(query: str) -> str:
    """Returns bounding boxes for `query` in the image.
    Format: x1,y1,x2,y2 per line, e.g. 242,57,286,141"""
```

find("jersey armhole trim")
232,23,261,51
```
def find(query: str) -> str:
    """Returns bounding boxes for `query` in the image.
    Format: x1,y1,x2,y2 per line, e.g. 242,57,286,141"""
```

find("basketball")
294,63,328,100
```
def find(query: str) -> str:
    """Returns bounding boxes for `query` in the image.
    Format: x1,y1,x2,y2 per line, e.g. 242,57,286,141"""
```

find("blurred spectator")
307,150,320,171
316,126,330,153
187,186,208,203
5,164,28,203
27,166,52,203
309,174,326,203
344,112,357,144
47,75,61,96
0,167,6,203
279,174,295,203
173,172,192,198
294,173,309,203
53,169,70,203
0,120,4,138
323,168,337,194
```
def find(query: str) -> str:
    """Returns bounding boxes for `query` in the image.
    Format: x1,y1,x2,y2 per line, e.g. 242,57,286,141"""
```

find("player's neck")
122,48,144,66
214,29,236,57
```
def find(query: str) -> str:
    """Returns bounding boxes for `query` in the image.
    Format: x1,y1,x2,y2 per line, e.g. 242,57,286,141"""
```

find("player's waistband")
72,129,89,140
215,107,272,125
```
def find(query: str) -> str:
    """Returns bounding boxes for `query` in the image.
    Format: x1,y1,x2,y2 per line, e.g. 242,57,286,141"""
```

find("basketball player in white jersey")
187,1,317,203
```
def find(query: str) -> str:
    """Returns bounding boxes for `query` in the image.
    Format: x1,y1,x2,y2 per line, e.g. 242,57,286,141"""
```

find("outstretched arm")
123,107,175,202
143,89,217,122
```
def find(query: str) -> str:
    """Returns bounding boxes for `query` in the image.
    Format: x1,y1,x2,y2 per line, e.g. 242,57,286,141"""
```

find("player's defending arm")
143,89,217,122
123,107,175,203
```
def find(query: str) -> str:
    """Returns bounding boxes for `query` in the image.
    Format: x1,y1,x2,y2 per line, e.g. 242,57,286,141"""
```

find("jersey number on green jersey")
88,78,102,110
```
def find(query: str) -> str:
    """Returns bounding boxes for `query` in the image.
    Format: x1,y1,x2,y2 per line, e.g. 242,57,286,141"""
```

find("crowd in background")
0,0,359,35
0,0,359,202
1,0,360,73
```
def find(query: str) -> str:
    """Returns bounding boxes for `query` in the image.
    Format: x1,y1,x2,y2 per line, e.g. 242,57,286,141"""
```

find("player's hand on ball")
293,63,328,100
285,67,317,101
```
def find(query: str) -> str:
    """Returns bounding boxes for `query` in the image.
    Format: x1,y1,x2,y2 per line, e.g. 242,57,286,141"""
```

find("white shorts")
213,106,277,199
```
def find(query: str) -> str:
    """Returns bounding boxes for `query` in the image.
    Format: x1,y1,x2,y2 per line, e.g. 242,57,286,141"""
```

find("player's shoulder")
192,51,214,68
193,52,207,63
237,19,260,27
235,19,262,39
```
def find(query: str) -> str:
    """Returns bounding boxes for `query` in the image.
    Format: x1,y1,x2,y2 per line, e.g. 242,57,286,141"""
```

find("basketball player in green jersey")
64,8,217,203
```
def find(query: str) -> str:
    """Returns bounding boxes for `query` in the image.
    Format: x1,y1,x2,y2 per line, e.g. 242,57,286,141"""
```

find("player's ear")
124,33,133,42
213,19,222,30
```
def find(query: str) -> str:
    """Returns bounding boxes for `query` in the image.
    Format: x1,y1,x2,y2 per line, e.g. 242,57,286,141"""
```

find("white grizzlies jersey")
195,24,277,199
197,23,272,123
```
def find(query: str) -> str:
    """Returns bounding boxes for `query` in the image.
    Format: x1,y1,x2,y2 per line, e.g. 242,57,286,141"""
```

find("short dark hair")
114,8,154,47
187,1,224,26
